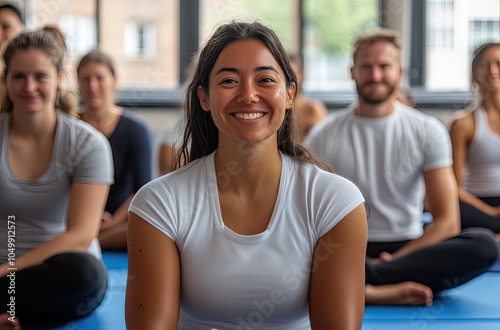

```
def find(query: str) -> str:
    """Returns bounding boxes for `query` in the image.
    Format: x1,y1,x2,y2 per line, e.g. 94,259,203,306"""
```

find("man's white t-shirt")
305,101,452,242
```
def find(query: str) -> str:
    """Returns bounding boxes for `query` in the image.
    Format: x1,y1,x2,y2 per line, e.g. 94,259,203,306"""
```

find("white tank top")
465,107,500,196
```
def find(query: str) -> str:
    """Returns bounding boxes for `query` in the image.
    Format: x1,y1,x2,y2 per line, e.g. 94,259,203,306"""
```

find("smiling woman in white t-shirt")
126,21,367,330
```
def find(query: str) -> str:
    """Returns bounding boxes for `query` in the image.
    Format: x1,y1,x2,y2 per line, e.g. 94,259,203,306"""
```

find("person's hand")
493,206,500,218
100,211,114,230
369,252,394,264
486,206,500,218
378,251,394,262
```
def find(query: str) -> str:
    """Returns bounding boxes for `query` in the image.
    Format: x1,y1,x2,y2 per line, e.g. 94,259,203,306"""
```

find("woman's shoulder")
285,156,360,193
54,112,113,182
283,158,365,230
446,103,476,129
116,109,153,141
57,112,111,156
448,107,475,142
120,109,151,130
57,111,108,140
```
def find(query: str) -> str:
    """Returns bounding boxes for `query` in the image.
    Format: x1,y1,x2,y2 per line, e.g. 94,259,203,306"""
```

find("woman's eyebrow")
214,65,279,76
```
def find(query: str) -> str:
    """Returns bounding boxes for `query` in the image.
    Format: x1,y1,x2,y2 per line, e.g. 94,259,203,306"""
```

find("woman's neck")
482,91,500,112
214,142,282,197
82,104,118,121
9,108,57,139
81,105,121,136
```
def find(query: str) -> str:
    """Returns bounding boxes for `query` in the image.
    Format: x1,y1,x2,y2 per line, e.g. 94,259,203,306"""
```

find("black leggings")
460,196,500,233
365,228,498,292
1,252,107,325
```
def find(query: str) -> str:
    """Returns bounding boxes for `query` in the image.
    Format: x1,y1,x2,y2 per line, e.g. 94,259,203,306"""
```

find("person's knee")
48,252,106,283
47,252,108,317
69,253,107,318
460,227,499,266
13,252,108,323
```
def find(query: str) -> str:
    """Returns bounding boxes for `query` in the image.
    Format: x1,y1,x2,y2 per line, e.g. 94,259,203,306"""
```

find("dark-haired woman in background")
77,49,153,250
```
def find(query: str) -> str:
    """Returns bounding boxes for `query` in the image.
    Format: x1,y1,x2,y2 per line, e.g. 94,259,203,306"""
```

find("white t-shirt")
305,101,452,242
129,152,364,329
0,111,114,262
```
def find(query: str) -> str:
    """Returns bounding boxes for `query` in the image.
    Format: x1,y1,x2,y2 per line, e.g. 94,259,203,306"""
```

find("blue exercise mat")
364,272,500,329
363,320,500,330
25,252,500,329
489,257,500,272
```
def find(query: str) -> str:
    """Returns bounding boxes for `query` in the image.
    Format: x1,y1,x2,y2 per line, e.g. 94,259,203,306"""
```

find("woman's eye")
221,78,236,84
261,77,275,83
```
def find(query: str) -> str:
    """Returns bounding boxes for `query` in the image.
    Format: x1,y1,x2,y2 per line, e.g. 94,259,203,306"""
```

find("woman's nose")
237,81,259,104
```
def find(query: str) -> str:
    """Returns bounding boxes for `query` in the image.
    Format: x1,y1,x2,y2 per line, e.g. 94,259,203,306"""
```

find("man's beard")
356,82,398,105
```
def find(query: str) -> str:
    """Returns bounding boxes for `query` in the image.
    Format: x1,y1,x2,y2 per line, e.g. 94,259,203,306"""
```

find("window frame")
18,0,474,110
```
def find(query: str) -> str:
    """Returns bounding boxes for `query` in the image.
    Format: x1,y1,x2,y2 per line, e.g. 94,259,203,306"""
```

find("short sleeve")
70,124,114,185
294,160,365,240
422,117,452,171
129,177,178,242
315,174,365,238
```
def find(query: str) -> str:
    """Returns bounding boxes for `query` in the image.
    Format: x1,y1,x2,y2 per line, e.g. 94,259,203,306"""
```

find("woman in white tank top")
449,42,500,239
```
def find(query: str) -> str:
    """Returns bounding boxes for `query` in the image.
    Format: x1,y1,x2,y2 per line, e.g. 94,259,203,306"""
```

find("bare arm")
391,167,460,259
450,115,500,216
98,195,134,250
309,204,367,330
126,213,180,330
0,182,109,277
100,195,134,231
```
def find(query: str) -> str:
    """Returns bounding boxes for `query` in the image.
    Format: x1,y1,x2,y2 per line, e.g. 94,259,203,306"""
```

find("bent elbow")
445,218,461,238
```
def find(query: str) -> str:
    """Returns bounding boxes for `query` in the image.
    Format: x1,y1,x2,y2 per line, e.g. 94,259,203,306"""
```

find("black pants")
1,252,107,325
460,196,500,233
365,228,498,292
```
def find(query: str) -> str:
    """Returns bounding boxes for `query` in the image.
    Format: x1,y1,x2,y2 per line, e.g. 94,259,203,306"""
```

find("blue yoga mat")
25,252,500,330
488,257,500,272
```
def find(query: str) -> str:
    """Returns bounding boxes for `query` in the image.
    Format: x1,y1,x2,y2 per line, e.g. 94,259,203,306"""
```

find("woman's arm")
0,182,109,277
100,195,134,230
126,213,180,330
98,194,134,250
309,204,367,330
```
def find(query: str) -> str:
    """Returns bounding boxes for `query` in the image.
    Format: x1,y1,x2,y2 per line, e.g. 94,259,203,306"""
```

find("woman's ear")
197,85,210,112
286,82,296,110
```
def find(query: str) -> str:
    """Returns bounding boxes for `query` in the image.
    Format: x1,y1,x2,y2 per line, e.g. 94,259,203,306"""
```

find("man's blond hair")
352,28,402,64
